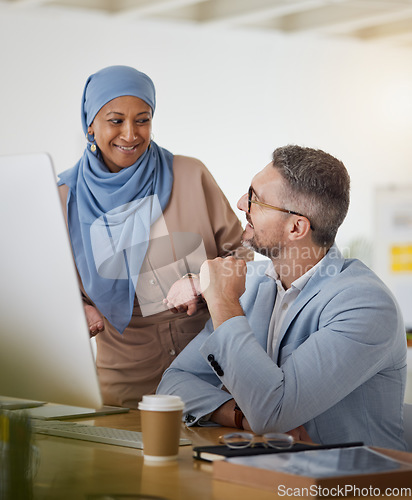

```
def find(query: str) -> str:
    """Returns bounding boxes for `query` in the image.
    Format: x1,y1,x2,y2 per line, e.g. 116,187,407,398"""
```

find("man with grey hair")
158,145,407,450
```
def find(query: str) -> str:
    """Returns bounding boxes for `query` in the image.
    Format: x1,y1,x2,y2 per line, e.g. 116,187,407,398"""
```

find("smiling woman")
56,65,252,408
89,95,153,173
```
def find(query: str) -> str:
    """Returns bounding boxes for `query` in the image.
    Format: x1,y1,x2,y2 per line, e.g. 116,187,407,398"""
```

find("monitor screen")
0,153,102,409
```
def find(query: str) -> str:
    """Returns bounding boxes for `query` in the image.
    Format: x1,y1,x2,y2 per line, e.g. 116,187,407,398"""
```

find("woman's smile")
115,144,138,151
113,143,141,155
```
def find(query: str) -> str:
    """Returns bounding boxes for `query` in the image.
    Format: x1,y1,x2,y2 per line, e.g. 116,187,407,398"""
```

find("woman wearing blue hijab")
58,65,251,407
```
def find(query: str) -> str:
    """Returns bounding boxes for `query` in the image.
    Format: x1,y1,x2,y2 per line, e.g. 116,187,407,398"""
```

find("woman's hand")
163,274,202,316
84,304,105,337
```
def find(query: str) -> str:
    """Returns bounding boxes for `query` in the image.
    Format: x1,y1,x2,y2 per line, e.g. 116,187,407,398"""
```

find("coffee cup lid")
138,394,185,412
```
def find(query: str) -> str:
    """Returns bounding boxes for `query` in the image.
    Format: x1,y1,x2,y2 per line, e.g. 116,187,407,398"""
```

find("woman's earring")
86,132,97,153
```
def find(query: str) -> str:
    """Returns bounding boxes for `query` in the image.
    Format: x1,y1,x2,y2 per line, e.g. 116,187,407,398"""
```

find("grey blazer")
157,245,408,450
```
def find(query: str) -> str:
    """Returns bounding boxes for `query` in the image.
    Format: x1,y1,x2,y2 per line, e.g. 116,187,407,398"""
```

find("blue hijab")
58,66,174,333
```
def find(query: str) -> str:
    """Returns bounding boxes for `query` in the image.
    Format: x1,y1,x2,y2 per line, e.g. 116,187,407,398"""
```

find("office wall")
1,7,412,260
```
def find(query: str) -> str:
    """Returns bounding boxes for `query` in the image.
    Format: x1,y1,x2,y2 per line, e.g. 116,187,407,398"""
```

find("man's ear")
289,216,311,241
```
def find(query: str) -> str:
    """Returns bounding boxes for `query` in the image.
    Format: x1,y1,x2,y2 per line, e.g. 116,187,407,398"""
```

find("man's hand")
163,274,201,316
200,257,247,328
211,399,313,444
286,425,313,443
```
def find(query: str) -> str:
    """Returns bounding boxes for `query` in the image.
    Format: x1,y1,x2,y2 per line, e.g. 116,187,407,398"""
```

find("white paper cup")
138,395,185,462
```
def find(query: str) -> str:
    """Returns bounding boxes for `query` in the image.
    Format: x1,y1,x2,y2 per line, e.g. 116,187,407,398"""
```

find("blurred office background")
0,0,411,333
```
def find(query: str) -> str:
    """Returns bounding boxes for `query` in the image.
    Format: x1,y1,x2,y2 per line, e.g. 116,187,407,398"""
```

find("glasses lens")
263,433,294,449
220,432,254,449
247,187,252,213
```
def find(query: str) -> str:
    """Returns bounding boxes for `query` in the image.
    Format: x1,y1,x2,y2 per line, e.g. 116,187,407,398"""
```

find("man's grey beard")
241,238,282,260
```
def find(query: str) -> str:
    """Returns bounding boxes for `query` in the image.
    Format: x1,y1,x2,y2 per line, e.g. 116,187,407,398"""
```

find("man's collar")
264,243,340,290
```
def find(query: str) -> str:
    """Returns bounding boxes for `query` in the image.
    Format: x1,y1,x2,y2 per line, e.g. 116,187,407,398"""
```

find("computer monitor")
0,153,102,409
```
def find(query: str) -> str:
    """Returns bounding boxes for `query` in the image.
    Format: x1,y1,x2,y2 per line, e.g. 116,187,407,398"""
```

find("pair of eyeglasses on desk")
219,432,294,450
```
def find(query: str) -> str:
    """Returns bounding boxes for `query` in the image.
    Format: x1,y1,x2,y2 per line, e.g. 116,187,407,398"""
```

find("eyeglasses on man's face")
219,431,294,450
247,186,314,231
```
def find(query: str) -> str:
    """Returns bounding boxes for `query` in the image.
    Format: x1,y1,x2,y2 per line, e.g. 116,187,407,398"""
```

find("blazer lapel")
247,279,277,351
272,247,346,361
275,285,321,354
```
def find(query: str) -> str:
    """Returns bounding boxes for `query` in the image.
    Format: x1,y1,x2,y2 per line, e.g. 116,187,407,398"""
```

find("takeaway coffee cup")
138,394,185,462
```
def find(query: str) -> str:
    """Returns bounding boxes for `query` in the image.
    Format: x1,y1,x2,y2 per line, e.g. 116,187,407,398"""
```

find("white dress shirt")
265,259,322,360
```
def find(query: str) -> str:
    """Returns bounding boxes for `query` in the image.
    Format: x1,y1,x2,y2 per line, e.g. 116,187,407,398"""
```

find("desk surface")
32,410,277,500
32,410,411,500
